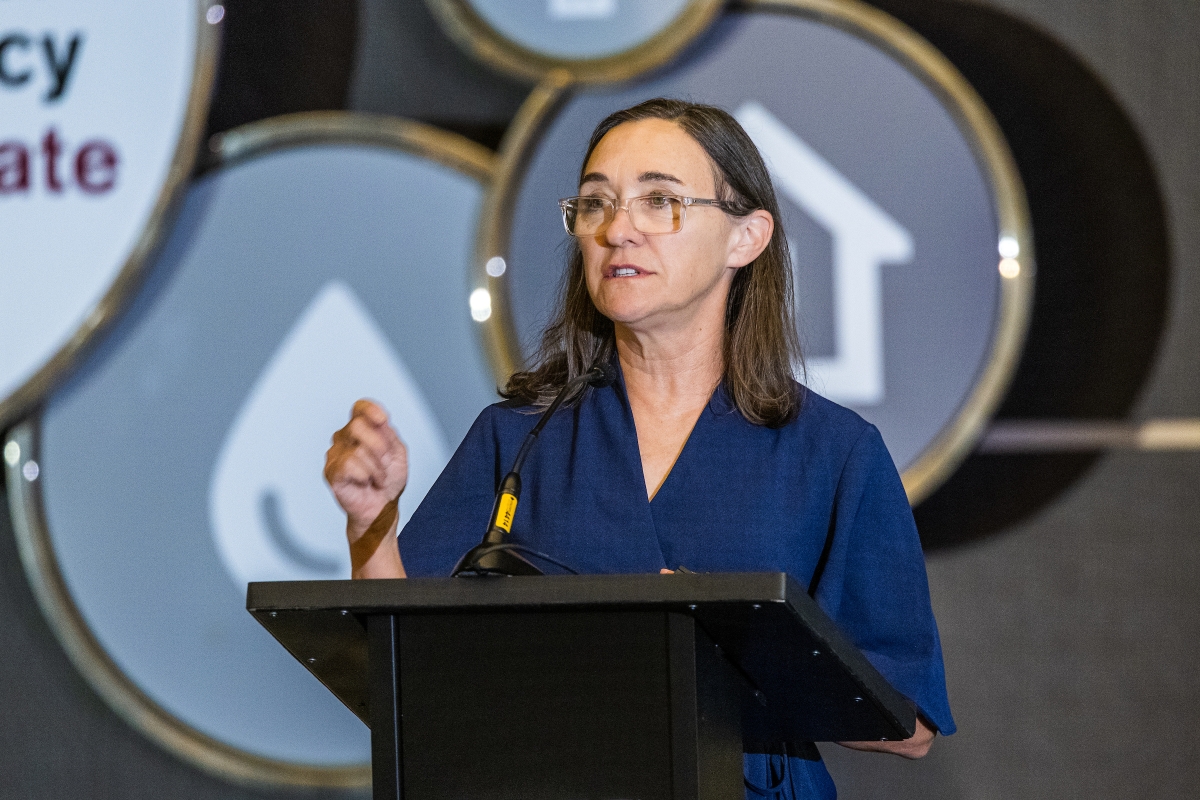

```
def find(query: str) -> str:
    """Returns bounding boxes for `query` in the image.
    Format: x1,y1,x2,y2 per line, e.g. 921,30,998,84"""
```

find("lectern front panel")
397,611,674,800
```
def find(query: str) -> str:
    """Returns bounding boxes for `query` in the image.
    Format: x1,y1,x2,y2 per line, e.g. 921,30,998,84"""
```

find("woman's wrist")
349,499,406,579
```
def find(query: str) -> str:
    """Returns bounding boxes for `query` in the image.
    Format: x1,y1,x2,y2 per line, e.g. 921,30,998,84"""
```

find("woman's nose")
604,205,639,244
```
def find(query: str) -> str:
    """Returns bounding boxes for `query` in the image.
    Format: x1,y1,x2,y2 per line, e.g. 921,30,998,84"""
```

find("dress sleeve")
813,424,956,735
397,405,504,577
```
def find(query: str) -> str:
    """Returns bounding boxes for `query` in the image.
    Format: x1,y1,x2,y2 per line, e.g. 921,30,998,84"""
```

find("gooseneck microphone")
452,361,618,577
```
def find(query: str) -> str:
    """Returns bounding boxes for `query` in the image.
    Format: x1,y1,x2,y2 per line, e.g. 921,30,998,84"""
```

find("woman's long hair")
503,98,803,427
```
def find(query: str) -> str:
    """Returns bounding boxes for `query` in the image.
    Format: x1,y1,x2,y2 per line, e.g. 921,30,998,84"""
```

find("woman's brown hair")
503,97,803,427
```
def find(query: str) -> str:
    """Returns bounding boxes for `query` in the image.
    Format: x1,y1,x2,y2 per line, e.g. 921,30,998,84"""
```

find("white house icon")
735,102,914,406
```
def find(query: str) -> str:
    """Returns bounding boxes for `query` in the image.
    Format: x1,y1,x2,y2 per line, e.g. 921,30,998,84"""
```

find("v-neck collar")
610,357,729,505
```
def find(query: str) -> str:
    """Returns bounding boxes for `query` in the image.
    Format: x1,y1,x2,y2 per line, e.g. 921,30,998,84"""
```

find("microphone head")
586,361,619,388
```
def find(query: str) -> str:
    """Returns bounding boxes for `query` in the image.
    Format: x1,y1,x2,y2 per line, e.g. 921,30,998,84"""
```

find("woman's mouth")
606,264,645,278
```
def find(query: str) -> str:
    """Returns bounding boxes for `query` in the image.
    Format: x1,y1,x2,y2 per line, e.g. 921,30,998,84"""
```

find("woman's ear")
726,209,774,269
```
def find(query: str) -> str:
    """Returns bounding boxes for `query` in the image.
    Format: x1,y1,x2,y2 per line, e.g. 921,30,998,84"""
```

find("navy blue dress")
399,374,956,799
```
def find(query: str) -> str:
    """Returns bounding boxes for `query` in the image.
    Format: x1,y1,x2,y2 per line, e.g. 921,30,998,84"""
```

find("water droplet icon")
208,280,450,588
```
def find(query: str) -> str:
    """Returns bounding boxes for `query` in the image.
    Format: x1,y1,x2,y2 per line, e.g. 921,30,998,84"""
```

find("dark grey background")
0,0,1196,798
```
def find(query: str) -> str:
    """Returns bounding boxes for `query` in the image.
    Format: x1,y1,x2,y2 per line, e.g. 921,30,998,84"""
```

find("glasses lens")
564,197,611,236
561,196,684,236
630,196,682,234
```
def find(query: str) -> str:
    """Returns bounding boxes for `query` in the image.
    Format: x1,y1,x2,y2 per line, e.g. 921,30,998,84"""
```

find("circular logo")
475,0,1034,502
0,0,218,427
423,0,723,83
5,114,499,785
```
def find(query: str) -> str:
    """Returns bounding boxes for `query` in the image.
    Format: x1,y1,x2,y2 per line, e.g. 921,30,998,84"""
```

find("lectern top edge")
246,571,797,614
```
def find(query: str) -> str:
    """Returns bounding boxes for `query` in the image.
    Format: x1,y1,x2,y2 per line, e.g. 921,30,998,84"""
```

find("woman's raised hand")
324,400,408,577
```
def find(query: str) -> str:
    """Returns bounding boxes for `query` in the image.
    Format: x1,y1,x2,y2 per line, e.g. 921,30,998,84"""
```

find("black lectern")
248,573,915,800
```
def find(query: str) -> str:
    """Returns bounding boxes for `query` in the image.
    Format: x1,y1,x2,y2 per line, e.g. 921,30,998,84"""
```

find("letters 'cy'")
0,32,83,102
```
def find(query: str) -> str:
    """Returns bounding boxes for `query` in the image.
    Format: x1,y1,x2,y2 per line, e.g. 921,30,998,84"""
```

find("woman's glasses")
559,194,734,237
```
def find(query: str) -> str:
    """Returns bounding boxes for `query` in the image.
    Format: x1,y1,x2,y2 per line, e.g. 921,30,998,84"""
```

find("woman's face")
576,118,771,337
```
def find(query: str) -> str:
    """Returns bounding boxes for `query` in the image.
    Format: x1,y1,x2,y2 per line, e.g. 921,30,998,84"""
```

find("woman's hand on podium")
838,715,935,759
324,399,408,578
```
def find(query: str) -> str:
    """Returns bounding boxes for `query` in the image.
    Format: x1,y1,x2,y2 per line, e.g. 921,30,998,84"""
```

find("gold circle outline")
0,1,221,430
211,111,497,183
473,0,1036,505
422,0,725,85
5,112,496,788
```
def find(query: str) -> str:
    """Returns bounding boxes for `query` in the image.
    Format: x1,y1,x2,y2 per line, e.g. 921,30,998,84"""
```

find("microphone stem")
510,375,581,474
455,365,606,576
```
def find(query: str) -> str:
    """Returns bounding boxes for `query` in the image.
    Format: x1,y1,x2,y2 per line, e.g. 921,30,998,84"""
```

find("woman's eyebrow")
579,170,684,187
639,171,683,185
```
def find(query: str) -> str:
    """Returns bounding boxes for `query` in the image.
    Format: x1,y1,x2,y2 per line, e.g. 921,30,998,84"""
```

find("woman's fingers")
327,449,377,488
345,416,391,461
325,400,408,502
340,443,393,488
377,418,406,459
347,404,406,463
326,435,386,488
352,398,389,426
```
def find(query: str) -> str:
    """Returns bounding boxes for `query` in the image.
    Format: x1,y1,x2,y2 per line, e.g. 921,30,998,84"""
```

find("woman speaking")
324,98,954,799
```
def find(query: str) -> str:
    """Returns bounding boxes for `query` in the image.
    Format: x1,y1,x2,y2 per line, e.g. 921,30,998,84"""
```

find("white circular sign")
0,0,217,426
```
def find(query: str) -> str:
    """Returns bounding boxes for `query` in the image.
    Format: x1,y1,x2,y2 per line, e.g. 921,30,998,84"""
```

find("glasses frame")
558,194,735,237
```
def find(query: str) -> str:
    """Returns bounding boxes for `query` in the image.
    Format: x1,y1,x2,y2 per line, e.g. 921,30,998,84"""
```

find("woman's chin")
595,298,657,328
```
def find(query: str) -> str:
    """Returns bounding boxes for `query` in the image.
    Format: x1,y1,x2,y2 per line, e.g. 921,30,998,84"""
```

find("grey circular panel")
29,132,496,772
423,0,723,84
500,9,1015,475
